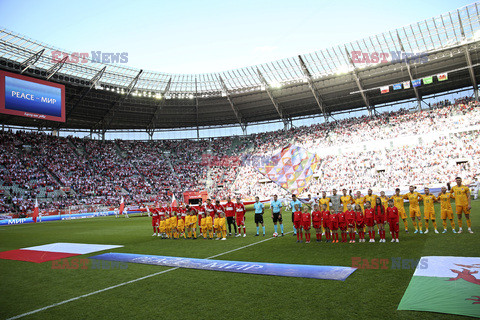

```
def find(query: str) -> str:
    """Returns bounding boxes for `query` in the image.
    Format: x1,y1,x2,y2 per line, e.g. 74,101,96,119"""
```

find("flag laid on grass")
0,243,123,263
90,252,357,281
398,256,480,318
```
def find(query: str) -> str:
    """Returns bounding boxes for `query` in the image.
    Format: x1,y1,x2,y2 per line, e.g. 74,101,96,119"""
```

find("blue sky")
0,0,473,74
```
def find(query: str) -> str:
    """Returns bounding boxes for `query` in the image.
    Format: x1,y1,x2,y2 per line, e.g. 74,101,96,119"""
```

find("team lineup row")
144,177,473,242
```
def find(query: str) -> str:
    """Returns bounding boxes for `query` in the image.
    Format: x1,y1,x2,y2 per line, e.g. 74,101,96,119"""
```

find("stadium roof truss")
1,3,480,132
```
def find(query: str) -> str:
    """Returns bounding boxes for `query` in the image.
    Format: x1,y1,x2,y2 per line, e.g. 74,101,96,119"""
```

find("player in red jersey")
337,209,347,243
214,200,224,236
386,199,400,242
293,204,303,242
205,199,216,220
345,204,356,243
312,204,323,242
321,204,331,242
235,197,246,237
354,204,365,242
224,196,237,236
329,211,339,243
151,207,160,236
364,201,376,242
179,204,187,222
374,197,386,242
205,199,216,233
302,206,312,243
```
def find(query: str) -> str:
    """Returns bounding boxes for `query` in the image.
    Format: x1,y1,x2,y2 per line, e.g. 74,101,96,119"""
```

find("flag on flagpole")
380,86,389,94
437,73,448,81
422,76,433,85
403,81,411,89
171,194,178,208
119,197,125,215
393,83,402,90
32,199,39,223
412,79,421,87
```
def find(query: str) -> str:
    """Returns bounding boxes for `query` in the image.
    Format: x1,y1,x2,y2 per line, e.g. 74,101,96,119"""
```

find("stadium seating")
0,97,479,214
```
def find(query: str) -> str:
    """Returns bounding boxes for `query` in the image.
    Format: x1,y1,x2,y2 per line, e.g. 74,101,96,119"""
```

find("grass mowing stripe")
6,267,179,320
7,232,291,320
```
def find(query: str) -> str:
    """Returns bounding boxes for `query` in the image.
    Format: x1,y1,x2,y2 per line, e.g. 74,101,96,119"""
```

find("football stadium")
1,1,480,319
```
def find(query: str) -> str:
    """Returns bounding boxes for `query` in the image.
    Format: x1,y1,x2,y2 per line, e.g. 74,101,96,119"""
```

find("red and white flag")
171,194,178,208
32,199,39,223
119,197,125,215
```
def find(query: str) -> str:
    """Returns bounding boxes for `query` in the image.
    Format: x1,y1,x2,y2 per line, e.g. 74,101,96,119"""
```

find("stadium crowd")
0,96,479,215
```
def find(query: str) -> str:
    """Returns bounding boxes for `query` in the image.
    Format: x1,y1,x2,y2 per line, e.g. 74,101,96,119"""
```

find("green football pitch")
0,201,478,320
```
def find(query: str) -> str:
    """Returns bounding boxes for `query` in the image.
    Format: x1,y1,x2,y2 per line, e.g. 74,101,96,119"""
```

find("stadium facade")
0,3,479,137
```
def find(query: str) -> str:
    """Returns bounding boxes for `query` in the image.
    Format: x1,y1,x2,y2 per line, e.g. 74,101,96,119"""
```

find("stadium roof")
1,3,480,132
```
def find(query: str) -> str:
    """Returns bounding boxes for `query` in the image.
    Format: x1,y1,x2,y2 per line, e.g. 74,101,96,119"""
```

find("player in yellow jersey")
437,186,456,233
159,215,166,239
318,191,331,234
403,186,423,233
390,188,409,232
421,187,438,234
199,212,207,239
184,211,191,239
204,213,213,239
177,212,185,239
213,212,221,240
170,214,178,239
449,177,473,233
216,211,227,240
364,189,378,208
187,206,198,239
340,189,354,212
354,191,365,212
165,213,172,238
319,191,331,211
379,191,389,208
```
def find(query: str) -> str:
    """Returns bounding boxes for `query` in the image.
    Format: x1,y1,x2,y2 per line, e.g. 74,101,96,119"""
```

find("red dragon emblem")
448,264,480,304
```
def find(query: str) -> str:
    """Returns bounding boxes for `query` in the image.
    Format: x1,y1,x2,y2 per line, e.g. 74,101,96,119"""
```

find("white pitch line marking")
7,232,291,320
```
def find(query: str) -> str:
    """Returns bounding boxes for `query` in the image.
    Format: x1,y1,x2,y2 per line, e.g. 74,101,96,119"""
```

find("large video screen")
0,70,65,122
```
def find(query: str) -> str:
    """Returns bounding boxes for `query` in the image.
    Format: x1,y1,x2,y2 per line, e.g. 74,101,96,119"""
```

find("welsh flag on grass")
398,256,480,318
